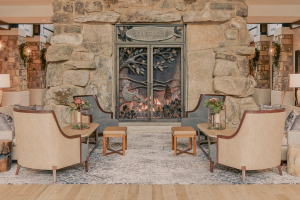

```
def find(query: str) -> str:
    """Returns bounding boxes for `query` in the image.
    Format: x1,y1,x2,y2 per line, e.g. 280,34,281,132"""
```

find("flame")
154,98,161,105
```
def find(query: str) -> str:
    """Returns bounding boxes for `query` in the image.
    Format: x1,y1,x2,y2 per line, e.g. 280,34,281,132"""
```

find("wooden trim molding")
13,108,82,162
73,95,114,119
185,94,226,118
216,108,286,163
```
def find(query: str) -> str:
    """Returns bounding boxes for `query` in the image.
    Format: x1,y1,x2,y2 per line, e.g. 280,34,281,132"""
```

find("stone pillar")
0,28,27,92
26,36,47,89
254,36,271,89
273,29,293,92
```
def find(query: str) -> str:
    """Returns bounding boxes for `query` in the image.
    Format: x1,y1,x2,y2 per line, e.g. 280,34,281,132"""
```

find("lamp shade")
289,74,300,88
0,74,10,88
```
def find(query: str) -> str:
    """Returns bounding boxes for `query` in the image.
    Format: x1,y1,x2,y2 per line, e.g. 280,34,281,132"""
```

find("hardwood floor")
0,184,299,200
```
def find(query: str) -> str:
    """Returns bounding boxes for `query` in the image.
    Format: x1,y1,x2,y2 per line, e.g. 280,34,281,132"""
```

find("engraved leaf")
139,49,144,53
178,27,183,31
166,48,171,52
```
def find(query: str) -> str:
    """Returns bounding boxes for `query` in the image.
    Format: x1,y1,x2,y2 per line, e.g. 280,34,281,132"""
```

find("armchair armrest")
287,130,300,145
0,130,14,140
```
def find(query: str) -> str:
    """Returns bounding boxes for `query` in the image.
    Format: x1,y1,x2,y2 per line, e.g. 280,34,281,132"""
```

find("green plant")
19,43,30,68
72,124,88,129
251,48,260,70
204,98,224,114
40,48,47,70
272,42,281,68
68,98,93,114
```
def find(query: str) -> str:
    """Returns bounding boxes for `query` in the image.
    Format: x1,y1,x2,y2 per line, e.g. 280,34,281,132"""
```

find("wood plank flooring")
0,184,299,200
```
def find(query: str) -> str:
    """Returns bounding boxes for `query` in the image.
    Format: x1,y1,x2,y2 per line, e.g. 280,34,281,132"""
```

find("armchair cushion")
0,113,12,131
93,117,119,133
81,143,89,162
291,115,300,131
210,143,217,163
260,104,281,110
14,104,36,110
282,134,287,146
284,110,300,133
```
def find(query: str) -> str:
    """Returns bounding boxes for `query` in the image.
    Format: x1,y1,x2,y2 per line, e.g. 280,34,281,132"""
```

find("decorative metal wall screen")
115,25,185,122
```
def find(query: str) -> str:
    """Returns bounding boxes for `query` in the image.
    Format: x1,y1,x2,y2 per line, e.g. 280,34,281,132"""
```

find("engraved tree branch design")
119,47,178,76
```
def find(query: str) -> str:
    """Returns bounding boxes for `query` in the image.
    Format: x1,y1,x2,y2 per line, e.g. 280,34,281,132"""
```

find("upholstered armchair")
73,95,119,134
13,109,89,183
181,94,226,131
210,109,286,183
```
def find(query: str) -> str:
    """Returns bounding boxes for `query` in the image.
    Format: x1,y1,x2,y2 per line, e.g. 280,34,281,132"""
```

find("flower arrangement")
68,98,93,113
204,98,224,114
68,98,93,129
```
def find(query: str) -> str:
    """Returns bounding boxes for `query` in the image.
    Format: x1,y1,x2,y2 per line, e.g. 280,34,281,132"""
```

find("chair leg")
125,134,127,150
52,166,57,183
107,137,109,149
15,164,21,175
189,137,192,149
172,134,174,150
278,165,283,176
193,135,196,156
174,136,177,156
210,158,213,173
242,166,246,183
122,135,126,156
85,157,89,172
103,136,106,156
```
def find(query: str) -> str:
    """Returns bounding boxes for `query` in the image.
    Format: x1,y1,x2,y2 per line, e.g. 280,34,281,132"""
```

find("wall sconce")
27,48,33,63
269,47,275,56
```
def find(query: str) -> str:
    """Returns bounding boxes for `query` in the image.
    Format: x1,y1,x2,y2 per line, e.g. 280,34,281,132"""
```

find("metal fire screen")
115,25,186,122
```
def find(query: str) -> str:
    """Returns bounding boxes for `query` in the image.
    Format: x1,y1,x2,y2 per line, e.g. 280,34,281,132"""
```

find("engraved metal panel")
116,25,185,44
126,27,175,42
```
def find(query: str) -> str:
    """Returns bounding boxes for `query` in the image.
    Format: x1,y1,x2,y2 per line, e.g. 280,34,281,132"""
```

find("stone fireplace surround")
45,0,258,128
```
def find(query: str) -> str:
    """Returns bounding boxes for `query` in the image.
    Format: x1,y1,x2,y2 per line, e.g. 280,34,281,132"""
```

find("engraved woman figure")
121,80,146,104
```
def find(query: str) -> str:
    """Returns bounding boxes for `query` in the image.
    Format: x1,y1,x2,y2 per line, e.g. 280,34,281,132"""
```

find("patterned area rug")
1,130,300,185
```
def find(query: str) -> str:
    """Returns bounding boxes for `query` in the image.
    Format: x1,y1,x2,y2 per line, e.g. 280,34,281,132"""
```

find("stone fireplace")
45,0,258,128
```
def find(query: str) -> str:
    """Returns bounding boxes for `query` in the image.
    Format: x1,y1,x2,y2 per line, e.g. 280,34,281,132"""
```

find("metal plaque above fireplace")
115,25,186,44
115,25,186,122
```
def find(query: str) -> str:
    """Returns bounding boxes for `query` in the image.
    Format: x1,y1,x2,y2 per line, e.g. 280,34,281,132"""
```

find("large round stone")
63,70,90,87
214,76,256,97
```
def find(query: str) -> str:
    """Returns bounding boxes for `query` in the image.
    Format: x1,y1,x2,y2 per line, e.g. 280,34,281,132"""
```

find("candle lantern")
208,105,226,130
70,107,90,130
68,98,93,130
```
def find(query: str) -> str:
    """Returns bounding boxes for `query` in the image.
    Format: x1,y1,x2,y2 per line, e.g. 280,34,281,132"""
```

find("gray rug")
1,130,300,185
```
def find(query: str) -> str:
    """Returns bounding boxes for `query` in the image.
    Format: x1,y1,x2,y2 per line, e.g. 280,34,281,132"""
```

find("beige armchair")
13,109,89,183
210,109,286,183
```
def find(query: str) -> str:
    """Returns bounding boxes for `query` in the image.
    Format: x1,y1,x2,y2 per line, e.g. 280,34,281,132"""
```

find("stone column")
273,30,293,91
0,28,27,92
254,36,271,89
26,36,47,89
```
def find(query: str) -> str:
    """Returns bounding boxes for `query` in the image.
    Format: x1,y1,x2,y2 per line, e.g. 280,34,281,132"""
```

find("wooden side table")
197,123,236,158
63,123,99,155
0,140,12,172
